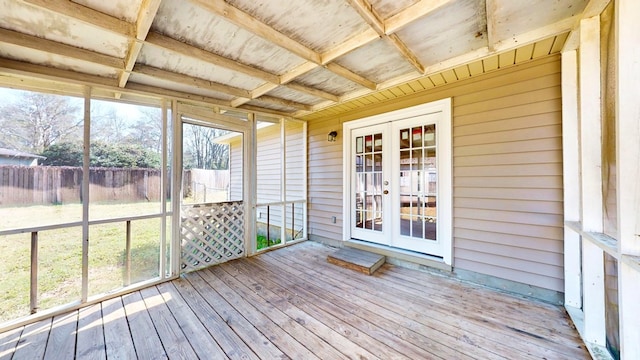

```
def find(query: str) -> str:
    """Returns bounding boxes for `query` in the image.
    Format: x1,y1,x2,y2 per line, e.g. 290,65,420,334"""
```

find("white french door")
345,99,452,262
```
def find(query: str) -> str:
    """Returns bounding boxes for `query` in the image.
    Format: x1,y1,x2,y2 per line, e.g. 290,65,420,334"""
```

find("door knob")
383,190,389,195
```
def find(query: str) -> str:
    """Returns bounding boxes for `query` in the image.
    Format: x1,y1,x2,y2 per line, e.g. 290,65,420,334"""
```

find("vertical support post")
281,118,286,245
159,99,167,279
616,0,640,358
171,100,182,276
246,113,257,255
81,86,91,302
561,49,582,309
267,205,270,247
124,220,132,286
291,202,295,240
579,15,606,346
30,231,38,314
303,121,308,240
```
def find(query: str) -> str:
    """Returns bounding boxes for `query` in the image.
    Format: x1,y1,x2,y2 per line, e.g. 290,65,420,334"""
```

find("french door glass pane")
354,132,383,232
399,125,437,240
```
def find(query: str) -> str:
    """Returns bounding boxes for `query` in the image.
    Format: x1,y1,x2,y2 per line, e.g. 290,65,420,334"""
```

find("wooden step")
327,247,386,275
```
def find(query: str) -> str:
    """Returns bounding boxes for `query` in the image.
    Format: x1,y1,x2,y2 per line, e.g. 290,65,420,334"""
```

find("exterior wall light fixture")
328,131,338,142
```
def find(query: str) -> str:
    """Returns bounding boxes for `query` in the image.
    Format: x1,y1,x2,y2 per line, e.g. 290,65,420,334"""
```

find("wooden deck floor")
0,241,589,359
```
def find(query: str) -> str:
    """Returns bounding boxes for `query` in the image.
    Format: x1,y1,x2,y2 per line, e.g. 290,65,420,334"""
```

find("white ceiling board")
137,44,265,90
369,0,420,19
0,42,119,78
72,0,142,23
296,67,365,96
491,0,587,43
0,0,129,58
152,0,306,76
228,0,370,53
397,0,487,67
128,72,235,101
333,39,418,83
266,86,324,106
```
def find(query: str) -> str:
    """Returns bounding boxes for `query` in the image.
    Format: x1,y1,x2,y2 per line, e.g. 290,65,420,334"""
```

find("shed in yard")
0,148,44,166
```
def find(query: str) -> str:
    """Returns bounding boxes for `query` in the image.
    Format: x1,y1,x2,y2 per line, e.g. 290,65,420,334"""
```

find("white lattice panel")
180,201,244,272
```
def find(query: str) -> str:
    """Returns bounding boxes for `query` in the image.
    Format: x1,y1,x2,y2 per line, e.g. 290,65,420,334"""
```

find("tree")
183,124,229,170
0,90,83,153
40,142,83,166
39,141,160,169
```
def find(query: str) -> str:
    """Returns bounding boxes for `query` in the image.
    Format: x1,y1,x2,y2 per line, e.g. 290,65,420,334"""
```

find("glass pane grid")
399,125,437,241
354,133,383,232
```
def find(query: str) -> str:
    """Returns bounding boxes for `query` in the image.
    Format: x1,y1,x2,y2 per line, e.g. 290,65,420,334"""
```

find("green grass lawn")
0,202,166,323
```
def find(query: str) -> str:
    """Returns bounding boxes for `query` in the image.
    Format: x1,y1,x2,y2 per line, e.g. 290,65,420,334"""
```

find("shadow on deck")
0,241,589,359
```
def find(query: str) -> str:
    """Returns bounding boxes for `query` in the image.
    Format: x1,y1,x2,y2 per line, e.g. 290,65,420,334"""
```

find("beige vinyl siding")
229,121,306,230
307,118,344,241
307,55,565,292
228,137,243,201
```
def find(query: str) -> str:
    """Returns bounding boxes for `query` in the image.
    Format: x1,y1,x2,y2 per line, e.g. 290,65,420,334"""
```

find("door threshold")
345,239,451,272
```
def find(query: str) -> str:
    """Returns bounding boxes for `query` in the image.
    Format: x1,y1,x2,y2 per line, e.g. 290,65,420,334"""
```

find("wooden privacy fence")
0,166,231,206
0,165,163,205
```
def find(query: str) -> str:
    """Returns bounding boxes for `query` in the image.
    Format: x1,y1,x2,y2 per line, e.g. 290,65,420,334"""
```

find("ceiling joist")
118,0,163,88
385,0,455,35
0,27,123,69
189,0,320,64
346,0,426,73
22,0,135,37
132,64,252,99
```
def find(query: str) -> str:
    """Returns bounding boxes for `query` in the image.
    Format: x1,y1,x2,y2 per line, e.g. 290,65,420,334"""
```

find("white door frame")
342,98,453,265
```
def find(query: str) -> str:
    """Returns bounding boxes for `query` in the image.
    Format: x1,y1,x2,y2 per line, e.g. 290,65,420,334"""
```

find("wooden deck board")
0,326,23,360
75,304,105,360
121,291,166,360
43,311,78,360
0,241,589,359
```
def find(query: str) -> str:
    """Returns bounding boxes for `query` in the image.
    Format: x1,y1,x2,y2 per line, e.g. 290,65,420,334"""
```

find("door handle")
383,190,389,195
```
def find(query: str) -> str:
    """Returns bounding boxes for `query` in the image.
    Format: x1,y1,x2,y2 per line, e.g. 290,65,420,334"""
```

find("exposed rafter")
385,0,454,35
22,0,135,37
325,63,377,90
346,0,425,73
189,0,320,64
188,0,378,92
132,64,252,99
145,32,279,84
485,0,497,52
0,28,123,69
118,0,163,88
285,83,340,103
0,58,119,88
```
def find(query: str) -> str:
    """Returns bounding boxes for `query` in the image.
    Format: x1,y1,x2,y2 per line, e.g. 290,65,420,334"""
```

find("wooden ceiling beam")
132,64,252,98
118,0,163,88
0,28,123,69
22,0,135,37
321,29,380,64
189,0,320,64
0,57,118,88
346,0,385,34
189,0,380,93
385,0,454,35
325,63,377,90
386,34,425,73
285,83,339,103
485,0,497,52
145,32,280,84
346,0,425,73
254,95,313,112
279,62,319,84
125,82,232,107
